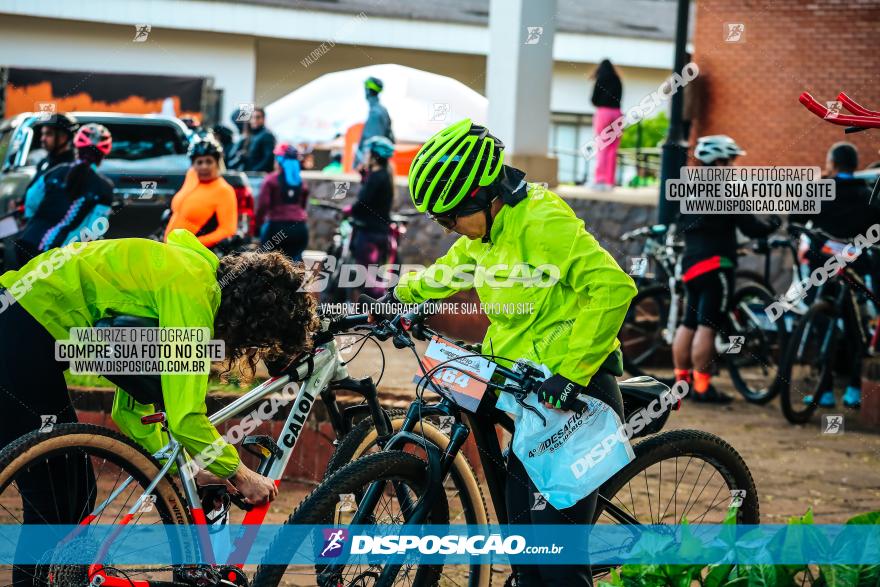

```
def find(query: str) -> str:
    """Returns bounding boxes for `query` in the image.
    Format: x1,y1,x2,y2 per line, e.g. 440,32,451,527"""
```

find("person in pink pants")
590,59,623,189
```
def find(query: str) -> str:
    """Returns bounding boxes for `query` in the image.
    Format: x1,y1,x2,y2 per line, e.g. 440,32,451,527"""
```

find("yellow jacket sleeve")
394,235,475,303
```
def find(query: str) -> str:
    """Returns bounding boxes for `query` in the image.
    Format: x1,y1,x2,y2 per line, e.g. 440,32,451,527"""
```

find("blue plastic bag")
497,367,635,510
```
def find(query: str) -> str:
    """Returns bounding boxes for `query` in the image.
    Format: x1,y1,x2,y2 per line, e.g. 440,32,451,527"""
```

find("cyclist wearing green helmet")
354,76,394,170
395,119,637,586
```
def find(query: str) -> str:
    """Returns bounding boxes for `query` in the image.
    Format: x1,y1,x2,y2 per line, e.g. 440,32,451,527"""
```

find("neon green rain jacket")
0,229,240,478
395,186,638,385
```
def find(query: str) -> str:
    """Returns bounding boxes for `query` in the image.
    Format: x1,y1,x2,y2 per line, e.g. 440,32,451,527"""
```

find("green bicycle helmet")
365,76,384,94
408,119,505,214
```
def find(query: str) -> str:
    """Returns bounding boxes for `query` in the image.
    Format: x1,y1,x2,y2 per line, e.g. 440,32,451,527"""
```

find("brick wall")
693,0,880,167
72,388,502,484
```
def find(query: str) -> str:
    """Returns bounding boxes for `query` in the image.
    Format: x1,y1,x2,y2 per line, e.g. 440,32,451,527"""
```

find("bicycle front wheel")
253,451,451,587
778,301,840,424
0,423,194,586
324,409,492,587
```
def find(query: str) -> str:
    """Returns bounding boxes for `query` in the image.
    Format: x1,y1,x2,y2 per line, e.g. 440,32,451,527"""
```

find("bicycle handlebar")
786,223,853,250
354,295,589,415
621,224,668,242
799,92,880,129
328,313,371,333
837,92,880,117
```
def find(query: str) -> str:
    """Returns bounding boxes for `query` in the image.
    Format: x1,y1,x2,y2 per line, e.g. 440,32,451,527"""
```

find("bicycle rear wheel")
0,424,193,586
253,451,450,587
778,302,841,424
591,429,759,578
725,283,784,403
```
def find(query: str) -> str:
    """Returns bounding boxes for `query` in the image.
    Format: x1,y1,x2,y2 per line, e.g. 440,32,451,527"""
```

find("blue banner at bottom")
0,524,878,566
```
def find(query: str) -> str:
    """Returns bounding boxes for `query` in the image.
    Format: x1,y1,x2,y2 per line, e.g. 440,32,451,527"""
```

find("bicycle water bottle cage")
242,435,283,476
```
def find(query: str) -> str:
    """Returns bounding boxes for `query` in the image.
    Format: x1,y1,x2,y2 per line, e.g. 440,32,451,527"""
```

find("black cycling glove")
538,374,586,411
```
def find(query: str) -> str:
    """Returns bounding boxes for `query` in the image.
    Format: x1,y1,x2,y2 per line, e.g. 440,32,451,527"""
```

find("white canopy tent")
265,64,488,145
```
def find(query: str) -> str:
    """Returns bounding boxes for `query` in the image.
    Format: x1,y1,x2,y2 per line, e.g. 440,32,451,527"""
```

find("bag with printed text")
496,367,635,510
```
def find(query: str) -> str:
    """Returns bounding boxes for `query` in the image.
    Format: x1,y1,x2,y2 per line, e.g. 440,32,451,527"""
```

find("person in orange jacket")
165,137,238,248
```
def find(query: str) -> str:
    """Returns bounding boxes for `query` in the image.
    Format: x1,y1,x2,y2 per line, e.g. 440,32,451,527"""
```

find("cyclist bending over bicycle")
345,135,396,299
383,119,637,587
0,230,319,547
673,135,780,403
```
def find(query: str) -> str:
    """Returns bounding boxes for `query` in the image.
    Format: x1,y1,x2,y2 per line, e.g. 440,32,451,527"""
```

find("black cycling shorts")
682,268,732,330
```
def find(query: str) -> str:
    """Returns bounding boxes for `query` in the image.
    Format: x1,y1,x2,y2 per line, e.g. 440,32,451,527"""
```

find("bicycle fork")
321,400,469,587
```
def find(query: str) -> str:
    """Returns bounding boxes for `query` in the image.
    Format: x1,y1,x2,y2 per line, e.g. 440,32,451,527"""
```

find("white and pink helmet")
73,123,112,156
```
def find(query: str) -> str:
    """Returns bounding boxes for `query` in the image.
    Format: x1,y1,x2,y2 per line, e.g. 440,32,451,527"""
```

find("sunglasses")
431,213,460,230
430,189,494,229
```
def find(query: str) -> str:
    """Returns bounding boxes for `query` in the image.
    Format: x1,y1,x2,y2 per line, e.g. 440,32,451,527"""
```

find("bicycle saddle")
94,315,163,407
619,376,670,402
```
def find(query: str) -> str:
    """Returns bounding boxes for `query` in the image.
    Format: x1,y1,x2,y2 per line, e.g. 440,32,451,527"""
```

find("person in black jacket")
29,114,79,188
16,124,115,268
673,135,781,403
242,108,277,172
590,59,623,189
789,142,880,409
344,136,395,300
791,142,880,239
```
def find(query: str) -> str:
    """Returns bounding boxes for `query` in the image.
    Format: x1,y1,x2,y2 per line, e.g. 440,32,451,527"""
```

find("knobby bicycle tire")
324,408,492,587
0,424,195,586
253,451,450,587
778,301,839,424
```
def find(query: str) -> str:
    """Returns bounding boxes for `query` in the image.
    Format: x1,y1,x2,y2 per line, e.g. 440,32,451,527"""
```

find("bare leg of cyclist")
692,325,717,392
691,325,733,402
691,326,716,375
672,325,695,385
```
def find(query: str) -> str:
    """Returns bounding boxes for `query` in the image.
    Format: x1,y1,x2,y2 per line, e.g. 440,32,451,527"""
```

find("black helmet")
40,113,79,136
188,137,223,161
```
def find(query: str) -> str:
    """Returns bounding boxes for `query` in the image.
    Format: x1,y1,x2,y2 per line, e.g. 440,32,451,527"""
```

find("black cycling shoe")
692,384,733,404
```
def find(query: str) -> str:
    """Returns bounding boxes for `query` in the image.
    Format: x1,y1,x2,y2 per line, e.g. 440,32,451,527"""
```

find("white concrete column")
486,0,558,185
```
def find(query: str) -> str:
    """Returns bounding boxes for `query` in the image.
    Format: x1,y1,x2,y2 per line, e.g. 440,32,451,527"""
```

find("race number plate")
413,337,496,413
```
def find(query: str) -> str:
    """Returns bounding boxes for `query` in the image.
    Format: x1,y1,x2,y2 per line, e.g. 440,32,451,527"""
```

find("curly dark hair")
214,251,319,376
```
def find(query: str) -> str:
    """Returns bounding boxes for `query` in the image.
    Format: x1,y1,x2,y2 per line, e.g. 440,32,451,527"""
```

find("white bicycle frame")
85,334,356,577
